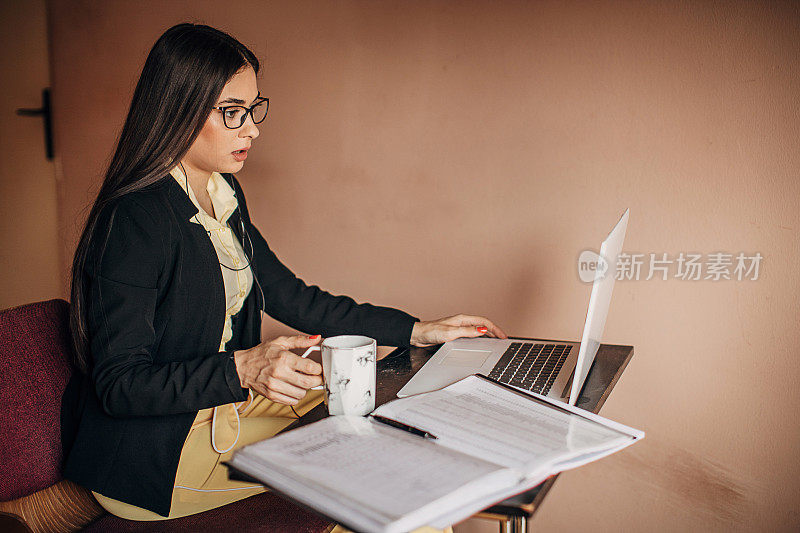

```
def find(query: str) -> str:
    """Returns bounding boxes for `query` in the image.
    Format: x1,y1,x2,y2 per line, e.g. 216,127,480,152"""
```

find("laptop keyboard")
486,342,572,395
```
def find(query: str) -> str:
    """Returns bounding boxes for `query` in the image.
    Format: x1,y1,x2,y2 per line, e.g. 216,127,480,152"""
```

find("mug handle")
301,346,324,390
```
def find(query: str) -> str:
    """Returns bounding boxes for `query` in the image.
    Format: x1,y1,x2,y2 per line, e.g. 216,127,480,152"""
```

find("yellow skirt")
92,390,452,533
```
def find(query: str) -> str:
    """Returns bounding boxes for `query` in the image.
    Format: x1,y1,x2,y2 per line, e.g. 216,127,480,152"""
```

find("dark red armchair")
0,299,334,533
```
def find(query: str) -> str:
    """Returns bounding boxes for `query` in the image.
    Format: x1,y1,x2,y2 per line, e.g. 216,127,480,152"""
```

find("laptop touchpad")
440,349,492,367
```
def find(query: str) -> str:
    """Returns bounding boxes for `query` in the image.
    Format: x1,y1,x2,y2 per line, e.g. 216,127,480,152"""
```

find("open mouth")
233,149,247,154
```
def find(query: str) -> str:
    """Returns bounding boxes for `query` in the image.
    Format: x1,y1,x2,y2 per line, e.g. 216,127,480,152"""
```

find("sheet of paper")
373,375,637,473
231,415,517,524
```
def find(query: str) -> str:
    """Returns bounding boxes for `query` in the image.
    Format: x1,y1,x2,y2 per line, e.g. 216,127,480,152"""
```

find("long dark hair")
68,23,259,374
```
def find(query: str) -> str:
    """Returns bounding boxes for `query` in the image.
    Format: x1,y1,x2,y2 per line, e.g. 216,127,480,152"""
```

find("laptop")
397,208,629,406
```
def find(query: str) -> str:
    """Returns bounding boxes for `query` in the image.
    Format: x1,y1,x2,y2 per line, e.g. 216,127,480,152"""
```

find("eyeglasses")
212,97,269,129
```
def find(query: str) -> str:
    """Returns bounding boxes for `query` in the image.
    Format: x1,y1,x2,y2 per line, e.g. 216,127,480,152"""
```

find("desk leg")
499,516,526,533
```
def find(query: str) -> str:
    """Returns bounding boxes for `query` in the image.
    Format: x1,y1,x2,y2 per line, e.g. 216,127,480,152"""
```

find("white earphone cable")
210,389,253,454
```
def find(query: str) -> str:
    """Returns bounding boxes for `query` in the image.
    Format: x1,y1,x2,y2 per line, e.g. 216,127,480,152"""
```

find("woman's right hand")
233,334,323,406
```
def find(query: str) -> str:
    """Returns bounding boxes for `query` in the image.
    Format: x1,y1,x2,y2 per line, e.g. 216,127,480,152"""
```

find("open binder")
226,374,643,533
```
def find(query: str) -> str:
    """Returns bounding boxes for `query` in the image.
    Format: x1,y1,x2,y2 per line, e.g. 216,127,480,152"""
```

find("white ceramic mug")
302,335,377,416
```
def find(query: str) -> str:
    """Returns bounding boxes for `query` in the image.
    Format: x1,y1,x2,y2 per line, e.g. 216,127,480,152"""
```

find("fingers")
252,360,323,405
264,375,307,402
492,324,508,339
270,335,324,376
244,335,327,406
287,350,323,376
480,319,508,339
451,325,489,341
279,359,324,389
438,314,509,340
272,333,322,350
250,381,304,406
269,348,323,386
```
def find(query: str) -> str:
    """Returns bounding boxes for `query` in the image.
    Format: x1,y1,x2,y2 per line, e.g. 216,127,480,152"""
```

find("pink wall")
0,0,60,310
47,1,799,530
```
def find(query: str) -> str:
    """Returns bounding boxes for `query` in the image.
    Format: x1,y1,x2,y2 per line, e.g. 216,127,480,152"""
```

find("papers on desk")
228,375,643,533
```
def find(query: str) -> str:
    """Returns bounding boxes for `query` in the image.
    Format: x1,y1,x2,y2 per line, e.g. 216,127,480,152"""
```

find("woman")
61,23,507,527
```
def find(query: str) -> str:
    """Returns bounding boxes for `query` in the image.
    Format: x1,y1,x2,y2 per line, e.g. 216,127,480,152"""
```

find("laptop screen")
569,208,629,405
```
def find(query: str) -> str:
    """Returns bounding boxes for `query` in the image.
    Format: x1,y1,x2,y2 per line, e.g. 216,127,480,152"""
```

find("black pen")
370,415,438,440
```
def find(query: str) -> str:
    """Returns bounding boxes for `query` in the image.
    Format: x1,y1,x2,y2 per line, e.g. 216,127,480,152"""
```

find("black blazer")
60,173,418,517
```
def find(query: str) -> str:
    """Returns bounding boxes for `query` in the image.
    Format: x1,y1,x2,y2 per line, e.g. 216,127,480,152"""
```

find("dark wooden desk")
284,338,634,532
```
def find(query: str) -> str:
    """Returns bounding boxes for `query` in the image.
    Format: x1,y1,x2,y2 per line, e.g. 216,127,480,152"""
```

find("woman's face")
182,65,261,177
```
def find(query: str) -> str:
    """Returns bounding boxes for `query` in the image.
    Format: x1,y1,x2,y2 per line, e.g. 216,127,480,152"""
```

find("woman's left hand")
410,314,508,347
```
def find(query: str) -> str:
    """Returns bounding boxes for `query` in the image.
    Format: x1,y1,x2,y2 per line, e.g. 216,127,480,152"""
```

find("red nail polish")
309,334,320,339
477,327,487,333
